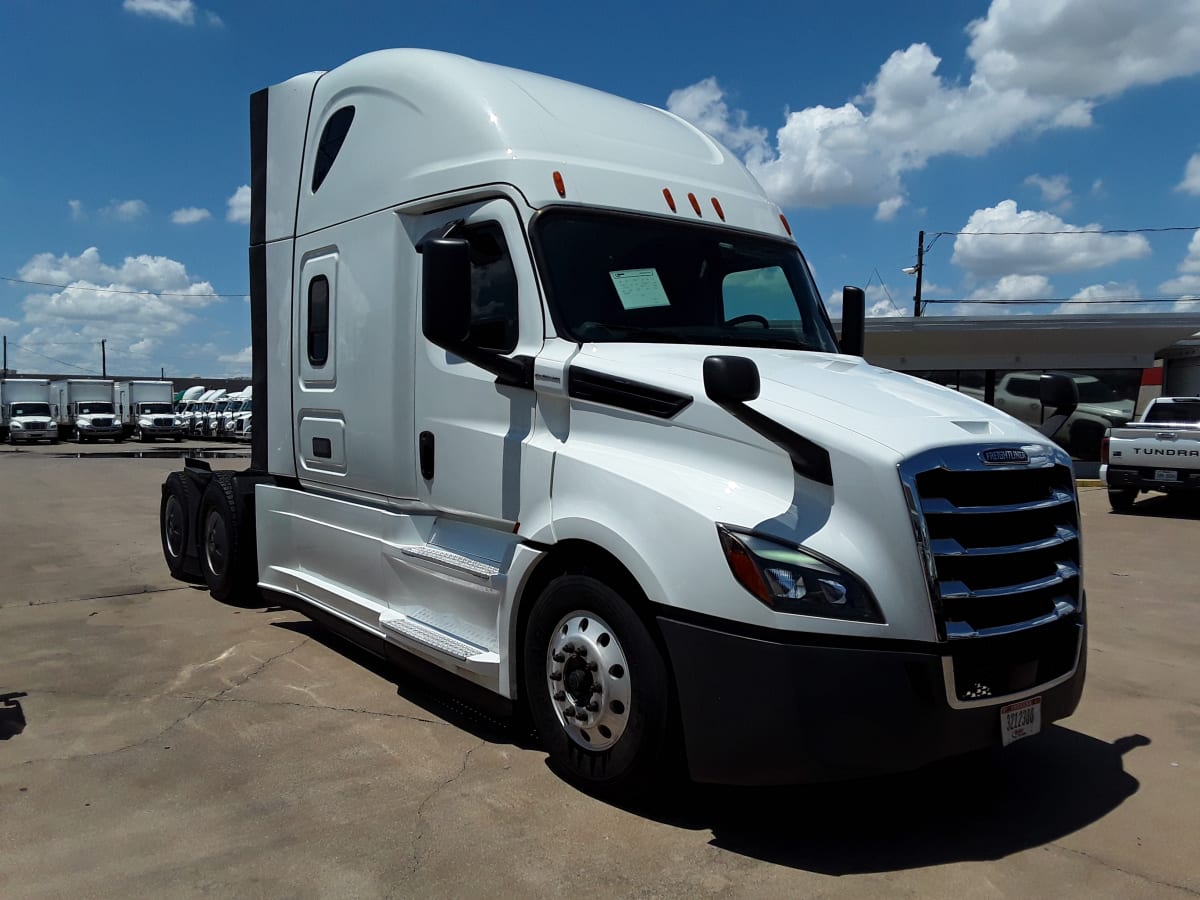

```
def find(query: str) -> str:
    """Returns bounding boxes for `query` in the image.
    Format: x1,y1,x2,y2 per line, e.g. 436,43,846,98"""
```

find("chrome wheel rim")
204,509,227,577
164,495,184,559
546,611,631,751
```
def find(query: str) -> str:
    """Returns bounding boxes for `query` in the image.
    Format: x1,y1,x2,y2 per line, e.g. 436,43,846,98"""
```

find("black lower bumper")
1105,466,1200,492
658,612,1086,785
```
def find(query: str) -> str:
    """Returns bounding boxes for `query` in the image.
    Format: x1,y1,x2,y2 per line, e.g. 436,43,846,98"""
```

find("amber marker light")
688,192,702,216
663,188,677,212
711,197,726,221
553,171,566,197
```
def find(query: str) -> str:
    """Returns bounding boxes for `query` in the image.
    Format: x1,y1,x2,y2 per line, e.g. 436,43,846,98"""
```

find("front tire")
523,574,672,792
1109,488,1137,511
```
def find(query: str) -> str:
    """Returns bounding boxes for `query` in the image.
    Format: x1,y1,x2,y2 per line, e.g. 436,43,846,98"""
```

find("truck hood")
570,343,1047,460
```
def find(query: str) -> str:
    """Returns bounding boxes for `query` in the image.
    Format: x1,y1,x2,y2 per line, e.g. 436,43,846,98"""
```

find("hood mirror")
703,355,761,405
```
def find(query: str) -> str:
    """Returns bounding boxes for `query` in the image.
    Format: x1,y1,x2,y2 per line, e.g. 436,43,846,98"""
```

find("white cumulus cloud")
171,206,211,225
101,199,148,221
950,201,1151,278
1177,153,1200,195
12,247,220,372
1159,231,1200,295
875,196,905,222
226,185,251,224
122,0,196,24
218,346,252,365
667,0,1200,208
1024,174,1071,205
68,200,84,221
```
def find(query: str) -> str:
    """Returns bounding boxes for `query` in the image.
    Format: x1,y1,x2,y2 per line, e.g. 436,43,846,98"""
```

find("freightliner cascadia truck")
160,49,1086,790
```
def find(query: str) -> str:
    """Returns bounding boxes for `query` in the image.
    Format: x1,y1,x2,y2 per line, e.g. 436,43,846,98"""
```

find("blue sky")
2,0,1199,377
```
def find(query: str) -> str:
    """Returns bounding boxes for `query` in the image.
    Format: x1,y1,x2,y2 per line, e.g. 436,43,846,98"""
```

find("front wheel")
1109,488,1137,512
523,574,672,792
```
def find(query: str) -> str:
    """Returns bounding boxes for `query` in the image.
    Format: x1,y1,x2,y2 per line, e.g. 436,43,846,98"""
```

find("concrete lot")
0,450,1197,899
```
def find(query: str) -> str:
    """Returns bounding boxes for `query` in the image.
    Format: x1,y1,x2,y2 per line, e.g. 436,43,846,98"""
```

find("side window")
1007,376,1040,399
308,275,330,366
312,106,355,193
458,223,519,353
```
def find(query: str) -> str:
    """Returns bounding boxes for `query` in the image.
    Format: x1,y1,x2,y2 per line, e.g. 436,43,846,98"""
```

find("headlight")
717,526,883,622
11,422,22,430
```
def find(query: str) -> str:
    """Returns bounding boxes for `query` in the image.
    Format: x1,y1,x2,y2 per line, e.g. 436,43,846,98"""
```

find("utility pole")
101,339,106,377
3,334,6,377
913,230,925,317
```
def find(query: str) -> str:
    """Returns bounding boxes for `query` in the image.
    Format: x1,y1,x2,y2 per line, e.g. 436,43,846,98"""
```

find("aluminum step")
378,612,489,661
399,545,500,580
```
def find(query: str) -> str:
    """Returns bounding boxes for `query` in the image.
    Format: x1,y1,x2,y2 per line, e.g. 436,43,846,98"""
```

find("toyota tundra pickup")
1101,396,1200,510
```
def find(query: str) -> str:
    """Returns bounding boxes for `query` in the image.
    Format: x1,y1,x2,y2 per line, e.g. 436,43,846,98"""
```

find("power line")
0,275,245,298
931,225,1200,237
10,343,100,373
924,296,1200,305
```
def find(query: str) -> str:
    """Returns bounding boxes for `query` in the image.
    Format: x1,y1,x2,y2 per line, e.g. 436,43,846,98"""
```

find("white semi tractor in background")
159,50,1086,790
51,378,123,442
1,378,58,444
113,379,182,441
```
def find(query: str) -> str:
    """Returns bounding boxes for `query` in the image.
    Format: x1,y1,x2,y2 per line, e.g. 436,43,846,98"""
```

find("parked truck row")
174,386,253,441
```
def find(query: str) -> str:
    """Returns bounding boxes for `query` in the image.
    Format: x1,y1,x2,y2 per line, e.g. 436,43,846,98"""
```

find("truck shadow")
0,691,28,740
616,729,1149,875
1113,494,1200,520
273,619,1146,874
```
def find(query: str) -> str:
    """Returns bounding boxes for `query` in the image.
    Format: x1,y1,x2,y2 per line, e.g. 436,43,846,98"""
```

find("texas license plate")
1000,696,1041,746
1155,469,1178,482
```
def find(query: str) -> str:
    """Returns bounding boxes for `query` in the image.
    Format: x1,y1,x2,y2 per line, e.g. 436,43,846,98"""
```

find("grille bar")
938,562,1079,601
921,489,1074,516
931,525,1077,558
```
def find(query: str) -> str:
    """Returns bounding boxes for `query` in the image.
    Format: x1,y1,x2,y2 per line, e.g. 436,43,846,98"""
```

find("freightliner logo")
981,448,1030,465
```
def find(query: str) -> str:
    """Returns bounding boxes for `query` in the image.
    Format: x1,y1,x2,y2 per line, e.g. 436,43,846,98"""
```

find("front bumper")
1103,464,1200,492
141,425,183,437
658,611,1086,785
10,428,56,441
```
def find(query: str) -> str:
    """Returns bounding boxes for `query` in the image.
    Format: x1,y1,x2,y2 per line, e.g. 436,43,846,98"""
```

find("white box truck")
51,378,122,442
114,379,182,441
159,50,1086,790
1,378,58,444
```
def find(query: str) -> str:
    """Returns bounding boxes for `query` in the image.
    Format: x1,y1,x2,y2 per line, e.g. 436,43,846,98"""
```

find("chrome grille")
900,445,1082,640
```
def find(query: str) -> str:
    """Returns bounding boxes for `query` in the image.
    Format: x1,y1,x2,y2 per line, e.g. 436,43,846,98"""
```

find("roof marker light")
711,197,726,221
663,188,677,212
780,214,793,236
688,193,702,216
553,171,566,198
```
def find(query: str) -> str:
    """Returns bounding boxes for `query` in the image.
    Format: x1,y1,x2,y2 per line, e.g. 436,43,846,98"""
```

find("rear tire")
199,473,257,604
523,574,672,793
1108,488,1137,512
160,473,190,578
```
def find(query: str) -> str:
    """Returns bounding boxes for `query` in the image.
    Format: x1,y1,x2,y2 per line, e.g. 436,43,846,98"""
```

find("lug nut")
563,643,575,654
587,702,599,712
552,653,565,663
553,691,566,701
587,661,598,672
576,646,587,657
549,671,562,681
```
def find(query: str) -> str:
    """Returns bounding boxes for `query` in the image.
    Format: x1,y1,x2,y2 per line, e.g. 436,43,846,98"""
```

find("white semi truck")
114,379,182,441
159,50,1086,789
1,378,58,444
51,378,122,442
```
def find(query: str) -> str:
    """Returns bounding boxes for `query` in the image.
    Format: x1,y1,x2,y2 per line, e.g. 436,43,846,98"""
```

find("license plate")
1000,696,1041,746
1155,469,1178,482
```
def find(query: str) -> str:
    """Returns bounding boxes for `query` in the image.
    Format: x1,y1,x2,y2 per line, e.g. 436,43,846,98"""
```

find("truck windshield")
1145,401,1200,423
78,402,114,415
11,403,50,417
533,210,838,352
140,403,173,414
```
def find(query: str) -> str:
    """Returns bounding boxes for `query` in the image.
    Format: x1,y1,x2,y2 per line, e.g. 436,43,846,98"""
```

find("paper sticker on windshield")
610,268,671,310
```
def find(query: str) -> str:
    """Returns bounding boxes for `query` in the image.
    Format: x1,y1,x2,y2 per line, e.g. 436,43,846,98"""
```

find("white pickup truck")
1101,396,1200,510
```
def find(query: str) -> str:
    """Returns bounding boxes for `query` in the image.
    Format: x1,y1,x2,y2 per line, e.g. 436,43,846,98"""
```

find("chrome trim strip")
938,562,1080,601
921,489,1074,516
931,526,1078,558
945,598,1077,639
942,626,1084,709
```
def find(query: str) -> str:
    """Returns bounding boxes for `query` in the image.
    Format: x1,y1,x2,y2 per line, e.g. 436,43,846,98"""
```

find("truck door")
411,198,543,524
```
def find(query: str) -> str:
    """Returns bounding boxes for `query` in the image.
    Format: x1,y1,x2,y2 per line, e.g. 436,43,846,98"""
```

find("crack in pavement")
0,585,187,610
408,739,485,875
1049,843,1200,896
0,639,311,772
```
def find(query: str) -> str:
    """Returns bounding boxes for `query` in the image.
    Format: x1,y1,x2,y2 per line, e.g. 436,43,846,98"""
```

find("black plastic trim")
567,367,693,418
721,401,833,485
249,88,267,247
249,242,268,473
